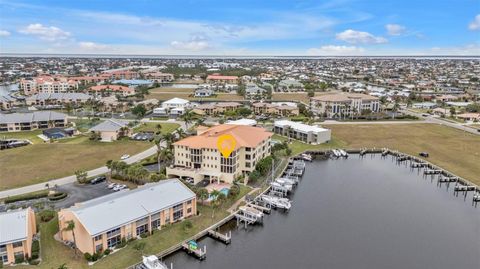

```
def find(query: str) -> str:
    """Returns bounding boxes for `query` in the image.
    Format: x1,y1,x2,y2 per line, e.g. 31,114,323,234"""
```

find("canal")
165,154,479,269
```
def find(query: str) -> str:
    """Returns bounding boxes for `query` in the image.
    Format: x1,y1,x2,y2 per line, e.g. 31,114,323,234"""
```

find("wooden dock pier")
247,202,272,214
182,241,206,260
208,230,232,244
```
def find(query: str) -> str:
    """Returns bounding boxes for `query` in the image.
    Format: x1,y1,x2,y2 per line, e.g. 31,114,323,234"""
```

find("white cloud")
170,40,210,51
468,14,480,30
0,30,11,37
78,41,109,51
385,24,406,36
336,29,387,44
19,23,71,41
307,45,365,55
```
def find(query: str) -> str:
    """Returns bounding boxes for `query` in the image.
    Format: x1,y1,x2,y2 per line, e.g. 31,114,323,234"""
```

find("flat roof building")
274,120,331,144
0,208,37,265
58,179,196,255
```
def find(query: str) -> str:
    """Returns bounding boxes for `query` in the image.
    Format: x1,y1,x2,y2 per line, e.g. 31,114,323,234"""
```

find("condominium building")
274,120,331,144
192,102,242,116
310,93,380,118
20,76,79,95
0,111,68,132
206,75,239,85
166,124,272,184
252,102,300,116
88,85,136,96
0,208,37,265
25,93,93,107
143,72,175,83
58,180,196,255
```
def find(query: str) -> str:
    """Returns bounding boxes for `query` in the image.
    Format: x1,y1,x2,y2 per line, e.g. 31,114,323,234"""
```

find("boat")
331,149,340,158
299,153,313,162
276,177,297,186
239,205,264,219
260,195,292,210
271,181,292,192
338,149,348,157
139,255,170,269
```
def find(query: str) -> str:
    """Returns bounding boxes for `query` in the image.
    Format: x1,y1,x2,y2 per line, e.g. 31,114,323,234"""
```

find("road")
401,109,480,135
0,118,185,199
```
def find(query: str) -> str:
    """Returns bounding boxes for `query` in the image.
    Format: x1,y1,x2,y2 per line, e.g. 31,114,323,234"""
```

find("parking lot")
54,181,114,209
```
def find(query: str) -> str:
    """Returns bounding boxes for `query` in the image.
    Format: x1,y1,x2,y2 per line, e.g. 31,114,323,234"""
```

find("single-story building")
58,179,196,254
0,111,67,132
89,119,131,142
0,208,37,265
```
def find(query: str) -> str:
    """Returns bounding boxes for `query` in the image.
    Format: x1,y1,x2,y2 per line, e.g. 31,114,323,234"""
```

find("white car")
107,183,117,189
113,184,127,192
120,154,130,160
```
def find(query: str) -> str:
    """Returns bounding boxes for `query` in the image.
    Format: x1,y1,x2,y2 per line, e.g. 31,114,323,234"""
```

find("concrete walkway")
228,187,260,213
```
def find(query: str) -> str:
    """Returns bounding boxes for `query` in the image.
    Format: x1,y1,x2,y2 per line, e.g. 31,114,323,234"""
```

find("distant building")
167,124,272,184
412,102,437,109
194,88,214,97
310,93,380,118
226,118,257,126
178,63,196,68
252,102,299,116
20,76,79,95
0,111,67,132
58,180,196,255
25,93,93,107
112,79,153,87
143,72,174,83
0,208,37,265
89,119,131,142
192,102,242,116
245,83,267,99
102,70,139,80
206,74,239,85
277,79,304,92
89,85,136,96
274,120,331,144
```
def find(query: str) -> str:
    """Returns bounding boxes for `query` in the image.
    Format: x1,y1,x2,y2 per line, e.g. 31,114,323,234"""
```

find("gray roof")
26,93,92,101
89,119,129,132
0,111,67,124
0,209,29,244
69,179,196,236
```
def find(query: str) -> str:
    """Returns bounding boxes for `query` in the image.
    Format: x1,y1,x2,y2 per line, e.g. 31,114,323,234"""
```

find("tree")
155,124,162,135
450,106,456,117
236,107,252,117
197,188,209,204
75,170,88,184
154,135,166,173
210,189,221,219
64,221,77,255
106,160,113,178
181,109,194,129
131,104,147,118
307,90,314,97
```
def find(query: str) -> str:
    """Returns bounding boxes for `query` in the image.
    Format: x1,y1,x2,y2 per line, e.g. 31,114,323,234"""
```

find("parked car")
419,152,429,158
107,183,117,189
90,176,106,184
120,154,130,160
113,184,127,191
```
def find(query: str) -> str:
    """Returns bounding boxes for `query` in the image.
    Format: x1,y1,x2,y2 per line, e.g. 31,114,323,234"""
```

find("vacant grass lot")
274,124,480,185
0,137,152,190
0,130,44,144
134,122,180,133
16,186,251,269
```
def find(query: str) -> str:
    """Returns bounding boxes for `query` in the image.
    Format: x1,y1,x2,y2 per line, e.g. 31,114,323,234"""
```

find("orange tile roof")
174,124,272,149
207,75,238,80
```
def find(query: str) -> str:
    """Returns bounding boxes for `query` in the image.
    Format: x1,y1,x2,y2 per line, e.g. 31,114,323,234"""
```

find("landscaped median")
14,185,251,269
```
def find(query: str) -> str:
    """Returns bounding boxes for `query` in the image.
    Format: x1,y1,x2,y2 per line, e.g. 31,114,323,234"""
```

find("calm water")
165,154,480,269
0,83,18,97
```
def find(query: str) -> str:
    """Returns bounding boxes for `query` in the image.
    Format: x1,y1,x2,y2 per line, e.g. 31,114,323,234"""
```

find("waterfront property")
25,93,93,107
20,76,79,95
57,179,196,255
167,124,272,184
0,111,67,132
89,119,131,142
88,85,136,96
0,208,37,265
310,93,380,118
274,120,331,144
252,102,300,116
192,102,242,116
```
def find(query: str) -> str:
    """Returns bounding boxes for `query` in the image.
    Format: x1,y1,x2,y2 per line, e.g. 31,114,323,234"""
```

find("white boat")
299,153,313,162
339,149,348,157
276,177,296,186
239,206,264,219
140,255,170,269
260,195,292,210
332,149,340,157
271,181,292,192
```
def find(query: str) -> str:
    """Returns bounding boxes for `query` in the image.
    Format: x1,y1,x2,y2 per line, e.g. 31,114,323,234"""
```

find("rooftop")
89,119,130,132
0,208,30,245
0,111,67,124
67,179,195,236
274,120,329,133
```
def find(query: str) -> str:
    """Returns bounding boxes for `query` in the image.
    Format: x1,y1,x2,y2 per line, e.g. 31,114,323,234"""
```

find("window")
164,210,171,223
1,254,7,263
187,208,192,214
106,227,121,238
94,235,102,241
0,245,6,253
95,244,103,253
12,241,23,248
151,219,160,230
107,235,121,249
14,251,24,260
173,204,184,221
187,200,192,205
136,224,148,235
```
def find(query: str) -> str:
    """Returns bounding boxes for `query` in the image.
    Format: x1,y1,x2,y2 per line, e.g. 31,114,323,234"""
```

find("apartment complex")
252,102,300,116
206,75,239,85
88,85,136,96
0,208,37,265
0,111,67,132
58,180,196,255
143,72,175,83
274,120,331,144
25,93,92,106
310,93,380,118
192,102,242,116
167,124,272,184
20,76,79,95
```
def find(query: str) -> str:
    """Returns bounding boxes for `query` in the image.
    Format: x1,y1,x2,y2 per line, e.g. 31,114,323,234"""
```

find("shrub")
183,220,193,230
39,210,56,222
4,190,49,204
139,233,148,238
28,259,40,265
48,192,68,201
103,249,111,256
84,253,92,261
228,185,240,198
115,239,127,249
15,256,24,264
30,240,40,260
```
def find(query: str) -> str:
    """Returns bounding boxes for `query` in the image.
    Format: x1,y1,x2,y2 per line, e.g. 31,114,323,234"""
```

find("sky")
0,0,479,56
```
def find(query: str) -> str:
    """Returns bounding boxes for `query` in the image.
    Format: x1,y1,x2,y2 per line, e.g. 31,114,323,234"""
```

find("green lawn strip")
134,122,180,133
0,130,44,144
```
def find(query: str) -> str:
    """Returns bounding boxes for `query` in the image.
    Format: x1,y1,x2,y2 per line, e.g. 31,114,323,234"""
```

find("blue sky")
0,0,479,55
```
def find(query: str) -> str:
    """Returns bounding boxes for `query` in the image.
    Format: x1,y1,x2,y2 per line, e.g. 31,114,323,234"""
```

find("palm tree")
175,128,187,140
154,135,166,172
181,109,194,129
163,133,176,150
64,221,77,255
155,123,162,135
106,160,113,178
210,190,221,219
158,148,173,169
197,188,209,204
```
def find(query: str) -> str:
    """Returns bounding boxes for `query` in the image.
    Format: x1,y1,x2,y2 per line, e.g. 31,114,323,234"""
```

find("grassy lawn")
71,118,102,132
0,130,44,144
271,91,332,103
272,134,347,156
24,186,251,269
150,87,196,93
0,138,152,190
134,122,180,133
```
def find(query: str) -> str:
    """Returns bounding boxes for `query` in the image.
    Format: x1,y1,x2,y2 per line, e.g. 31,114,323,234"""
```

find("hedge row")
48,192,68,201
4,191,49,204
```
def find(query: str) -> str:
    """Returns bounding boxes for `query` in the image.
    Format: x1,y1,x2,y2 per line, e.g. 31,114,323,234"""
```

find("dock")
247,202,271,214
208,230,231,244
182,241,206,260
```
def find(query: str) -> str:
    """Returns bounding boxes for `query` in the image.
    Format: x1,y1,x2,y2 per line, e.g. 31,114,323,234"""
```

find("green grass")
134,122,180,133
0,130,44,144
21,186,251,269
72,118,102,132
272,134,347,156
2,189,50,203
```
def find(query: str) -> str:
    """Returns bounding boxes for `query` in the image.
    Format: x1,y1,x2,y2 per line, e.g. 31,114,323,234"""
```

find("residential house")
277,79,304,92
25,93,93,107
0,111,67,132
20,76,79,95
0,208,37,265
274,120,331,144
310,93,380,118
89,119,131,142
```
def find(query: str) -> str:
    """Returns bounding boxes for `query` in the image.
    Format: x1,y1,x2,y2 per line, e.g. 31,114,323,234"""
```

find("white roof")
274,120,329,133
68,179,195,236
226,119,257,126
163,98,190,105
0,209,29,244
